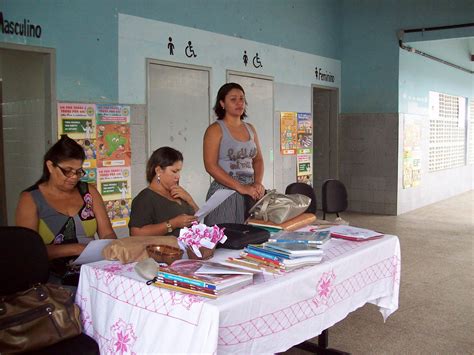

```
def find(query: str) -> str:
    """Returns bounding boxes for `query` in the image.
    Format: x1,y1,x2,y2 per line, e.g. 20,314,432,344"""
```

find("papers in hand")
72,239,113,265
194,189,235,221
329,225,384,241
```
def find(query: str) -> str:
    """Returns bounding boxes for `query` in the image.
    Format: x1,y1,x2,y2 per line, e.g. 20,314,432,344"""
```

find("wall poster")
58,102,132,229
280,112,297,155
297,112,313,185
403,116,421,189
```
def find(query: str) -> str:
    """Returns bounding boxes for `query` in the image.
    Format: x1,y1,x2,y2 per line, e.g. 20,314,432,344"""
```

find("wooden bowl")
146,244,183,265
186,246,215,260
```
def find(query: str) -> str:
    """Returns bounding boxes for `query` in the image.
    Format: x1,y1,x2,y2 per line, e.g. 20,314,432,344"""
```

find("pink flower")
318,278,331,298
115,331,130,353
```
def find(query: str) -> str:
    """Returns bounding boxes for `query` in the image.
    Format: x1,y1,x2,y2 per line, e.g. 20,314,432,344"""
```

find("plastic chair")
285,182,317,214
321,179,348,220
0,226,100,355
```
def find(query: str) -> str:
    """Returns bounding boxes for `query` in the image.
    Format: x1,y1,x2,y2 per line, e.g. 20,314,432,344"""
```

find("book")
328,225,384,241
268,230,331,245
157,259,254,292
153,281,217,299
247,213,317,231
263,242,324,257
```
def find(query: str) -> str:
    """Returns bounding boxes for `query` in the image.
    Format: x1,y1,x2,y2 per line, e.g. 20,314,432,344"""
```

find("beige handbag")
248,190,311,224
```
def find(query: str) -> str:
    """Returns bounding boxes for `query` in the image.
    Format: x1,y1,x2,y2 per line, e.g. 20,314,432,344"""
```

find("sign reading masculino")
0,11,42,38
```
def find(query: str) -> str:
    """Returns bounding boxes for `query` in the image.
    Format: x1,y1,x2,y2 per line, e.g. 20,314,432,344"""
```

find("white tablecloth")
76,235,400,354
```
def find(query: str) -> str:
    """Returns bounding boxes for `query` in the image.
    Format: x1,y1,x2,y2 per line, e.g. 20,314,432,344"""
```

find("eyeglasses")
54,164,86,178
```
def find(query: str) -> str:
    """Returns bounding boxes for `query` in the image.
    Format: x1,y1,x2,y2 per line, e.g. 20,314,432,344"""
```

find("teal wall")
399,38,473,115
341,0,474,113
1,0,472,112
0,0,341,102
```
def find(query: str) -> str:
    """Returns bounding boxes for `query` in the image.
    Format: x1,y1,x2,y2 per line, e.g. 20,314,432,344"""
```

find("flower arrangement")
178,223,227,259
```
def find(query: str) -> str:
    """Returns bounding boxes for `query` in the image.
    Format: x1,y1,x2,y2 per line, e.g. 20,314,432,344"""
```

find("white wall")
118,14,341,198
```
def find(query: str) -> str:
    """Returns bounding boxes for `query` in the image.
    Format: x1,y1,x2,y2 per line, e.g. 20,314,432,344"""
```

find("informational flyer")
57,102,132,230
297,153,312,177
97,167,131,201
57,103,96,140
96,124,131,167
97,166,132,228
280,112,298,155
96,104,130,124
403,116,422,188
297,112,313,154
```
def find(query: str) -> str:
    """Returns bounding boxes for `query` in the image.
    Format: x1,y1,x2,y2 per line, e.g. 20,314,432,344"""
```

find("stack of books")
227,242,324,273
154,260,254,299
268,230,331,245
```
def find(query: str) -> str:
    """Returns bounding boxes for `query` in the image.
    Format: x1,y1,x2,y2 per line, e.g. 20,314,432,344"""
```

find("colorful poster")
297,154,312,176
76,138,97,170
97,167,132,201
297,112,313,154
96,104,131,124
104,198,132,228
58,102,132,231
280,112,297,155
403,117,422,188
81,168,97,184
96,124,131,167
57,103,96,139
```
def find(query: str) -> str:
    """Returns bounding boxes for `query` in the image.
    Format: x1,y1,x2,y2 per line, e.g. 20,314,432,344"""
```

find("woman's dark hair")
213,82,247,120
36,134,86,184
146,147,183,183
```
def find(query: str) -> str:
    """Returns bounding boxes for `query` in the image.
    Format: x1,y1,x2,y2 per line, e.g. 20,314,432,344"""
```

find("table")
76,235,400,354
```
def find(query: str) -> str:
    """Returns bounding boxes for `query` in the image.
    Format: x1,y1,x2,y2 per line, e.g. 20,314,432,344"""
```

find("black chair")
285,182,317,214
0,226,99,355
321,179,348,220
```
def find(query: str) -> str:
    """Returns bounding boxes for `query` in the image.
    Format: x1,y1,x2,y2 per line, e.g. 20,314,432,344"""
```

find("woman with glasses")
15,135,116,283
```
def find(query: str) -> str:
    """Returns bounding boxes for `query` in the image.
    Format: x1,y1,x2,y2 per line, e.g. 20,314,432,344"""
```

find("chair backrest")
285,182,317,214
0,226,49,295
322,179,348,214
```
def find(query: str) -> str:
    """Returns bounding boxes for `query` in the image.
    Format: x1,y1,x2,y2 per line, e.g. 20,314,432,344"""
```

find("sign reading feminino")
0,11,42,38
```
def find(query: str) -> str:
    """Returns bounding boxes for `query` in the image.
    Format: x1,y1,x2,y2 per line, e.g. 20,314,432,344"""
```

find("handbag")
247,190,311,224
0,283,82,354
216,223,270,249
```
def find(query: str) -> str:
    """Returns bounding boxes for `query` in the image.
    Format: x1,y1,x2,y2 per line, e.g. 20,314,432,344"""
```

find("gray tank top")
216,120,257,184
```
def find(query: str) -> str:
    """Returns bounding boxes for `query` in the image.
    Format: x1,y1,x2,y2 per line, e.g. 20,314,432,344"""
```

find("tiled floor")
282,190,473,355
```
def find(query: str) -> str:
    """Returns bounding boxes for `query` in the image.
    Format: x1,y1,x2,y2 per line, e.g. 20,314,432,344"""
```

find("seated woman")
129,147,198,237
15,135,116,283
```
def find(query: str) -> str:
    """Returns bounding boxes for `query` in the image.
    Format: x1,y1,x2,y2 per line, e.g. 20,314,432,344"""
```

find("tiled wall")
339,113,399,215
3,98,46,224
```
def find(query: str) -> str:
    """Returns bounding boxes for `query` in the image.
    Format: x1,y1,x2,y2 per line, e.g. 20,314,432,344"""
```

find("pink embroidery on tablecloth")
170,291,204,310
104,319,137,355
93,262,130,285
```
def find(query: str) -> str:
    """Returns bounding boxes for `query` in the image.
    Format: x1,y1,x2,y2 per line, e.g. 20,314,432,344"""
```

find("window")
428,92,467,172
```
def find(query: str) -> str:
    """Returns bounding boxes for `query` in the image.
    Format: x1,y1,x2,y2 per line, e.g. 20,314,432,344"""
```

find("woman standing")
129,147,198,237
203,83,265,225
15,135,116,283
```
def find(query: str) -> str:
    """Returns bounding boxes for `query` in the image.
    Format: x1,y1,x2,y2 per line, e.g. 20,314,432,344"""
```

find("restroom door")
0,80,6,225
312,86,338,208
0,47,53,225
227,72,274,189
148,62,211,206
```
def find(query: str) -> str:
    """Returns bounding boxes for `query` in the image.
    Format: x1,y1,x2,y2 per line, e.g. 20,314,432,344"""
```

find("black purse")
217,223,270,249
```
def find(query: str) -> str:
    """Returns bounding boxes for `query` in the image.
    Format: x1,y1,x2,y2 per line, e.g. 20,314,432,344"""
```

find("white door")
227,73,274,189
148,62,210,206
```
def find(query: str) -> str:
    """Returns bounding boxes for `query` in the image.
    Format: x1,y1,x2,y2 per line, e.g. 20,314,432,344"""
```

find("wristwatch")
165,221,173,234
